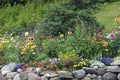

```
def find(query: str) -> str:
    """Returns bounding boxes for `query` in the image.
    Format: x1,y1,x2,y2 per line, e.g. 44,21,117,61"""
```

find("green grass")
95,1,120,30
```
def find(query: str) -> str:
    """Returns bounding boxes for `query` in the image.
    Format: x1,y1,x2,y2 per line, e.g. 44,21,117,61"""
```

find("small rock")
86,74,91,78
91,78,97,80
97,76,102,80
0,74,5,80
13,74,20,80
93,66,99,70
49,73,58,78
44,73,50,77
106,66,120,73
90,74,97,79
72,70,86,79
117,73,120,80
7,79,12,80
26,67,35,72
110,60,120,66
41,75,48,80
28,72,41,80
83,67,97,74
103,72,117,80
50,77,60,80
83,77,91,80
72,78,79,80
19,71,29,80
6,72,17,79
97,67,106,75
1,70,11,76
39,70,54,76
58,71,73,78
1,63,16,75
17,68,22,73
35,68,41,74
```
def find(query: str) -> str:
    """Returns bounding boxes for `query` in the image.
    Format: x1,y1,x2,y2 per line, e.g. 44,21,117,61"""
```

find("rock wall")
1,65,120,80
1,61,120,80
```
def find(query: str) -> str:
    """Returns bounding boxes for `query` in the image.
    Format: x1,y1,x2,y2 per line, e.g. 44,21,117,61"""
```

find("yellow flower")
30,45,36,49
68,31,72,35
102,41,108,47
32,52,36,54
105,49,109,52
59,34,64,38
21,52,25,55
28,37,34,42
25,32,29,36
31,49,34,52
73,65,77,68
115,17,119,22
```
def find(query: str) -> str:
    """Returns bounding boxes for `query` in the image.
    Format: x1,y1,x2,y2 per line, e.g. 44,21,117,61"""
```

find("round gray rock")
103,72,117,80
72,70,86,79
117,73,120,80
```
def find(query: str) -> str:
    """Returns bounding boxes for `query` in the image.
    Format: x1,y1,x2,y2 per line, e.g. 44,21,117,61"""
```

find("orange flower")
40,35,44,39
47,36,52,39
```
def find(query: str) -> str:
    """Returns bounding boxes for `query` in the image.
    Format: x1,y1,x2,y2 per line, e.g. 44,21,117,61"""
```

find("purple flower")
110,33,115,38
101,57,113,65
118,31,120,36
14,63,24,71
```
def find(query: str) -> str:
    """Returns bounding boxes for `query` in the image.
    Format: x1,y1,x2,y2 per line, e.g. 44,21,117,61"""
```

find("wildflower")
101,57,113,65
68,31,72,35
32,52,36,54
97,34,103,39
28,37,34,42
47,36,52,39
105,49,109,52
25,32,29,37
102,41,108,47
115,17,119,22
40,35,44,39
118,31,120,36
59,34,64,38
21,52,25,55
106,32,115,39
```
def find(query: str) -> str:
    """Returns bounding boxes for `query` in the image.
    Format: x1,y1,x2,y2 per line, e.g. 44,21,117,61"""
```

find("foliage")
40,2,101,36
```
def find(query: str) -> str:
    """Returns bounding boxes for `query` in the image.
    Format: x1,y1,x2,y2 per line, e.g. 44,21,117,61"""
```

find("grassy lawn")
95,1,120,30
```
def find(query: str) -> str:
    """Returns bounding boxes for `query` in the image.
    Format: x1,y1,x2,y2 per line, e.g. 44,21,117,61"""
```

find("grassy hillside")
95,1,120,30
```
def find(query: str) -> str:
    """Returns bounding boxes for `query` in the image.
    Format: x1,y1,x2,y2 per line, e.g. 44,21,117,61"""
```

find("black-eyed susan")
28,37,34,42
115,17,119,22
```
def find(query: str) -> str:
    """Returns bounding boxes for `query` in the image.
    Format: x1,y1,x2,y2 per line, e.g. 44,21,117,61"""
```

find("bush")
40,1,101,36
